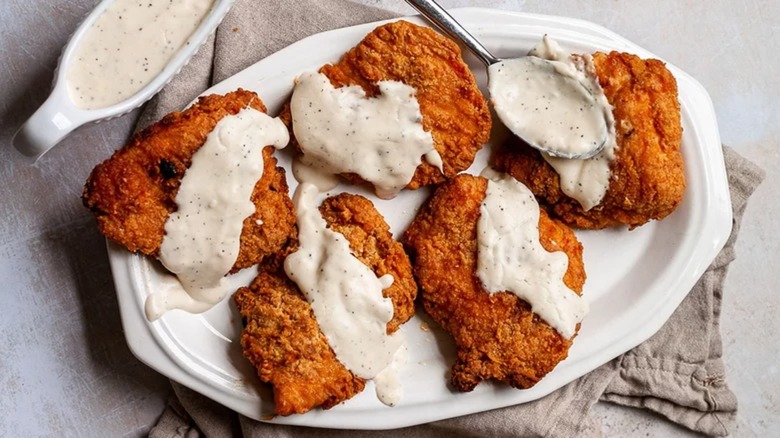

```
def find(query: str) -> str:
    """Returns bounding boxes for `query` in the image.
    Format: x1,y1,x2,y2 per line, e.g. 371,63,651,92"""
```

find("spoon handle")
405,0,499,66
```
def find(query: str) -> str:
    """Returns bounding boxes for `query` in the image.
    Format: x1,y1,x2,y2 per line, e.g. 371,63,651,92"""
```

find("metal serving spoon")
405,0,608,160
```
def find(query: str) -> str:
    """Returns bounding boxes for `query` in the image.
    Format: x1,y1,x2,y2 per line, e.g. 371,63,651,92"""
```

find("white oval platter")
107,8,732,430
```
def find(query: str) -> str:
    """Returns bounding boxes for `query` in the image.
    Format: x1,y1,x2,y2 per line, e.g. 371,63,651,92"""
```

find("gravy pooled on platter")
145,108,289,320
67,0,214,110
290,71,443,199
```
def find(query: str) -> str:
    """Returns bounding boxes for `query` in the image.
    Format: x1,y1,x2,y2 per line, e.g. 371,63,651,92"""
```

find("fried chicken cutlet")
493,52,685,229
83,90,295,271
235,193,417,415
282,20,491,191
403,174,586,391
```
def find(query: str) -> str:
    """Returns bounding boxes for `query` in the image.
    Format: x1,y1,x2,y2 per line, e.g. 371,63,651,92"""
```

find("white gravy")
290,71,443,199
291,155,340,193
489,36,617,210
284,182,406,405
145,108,289,321
532,37,617,211
67,0,214,110
373,343,408,407
489,55,607,157
477,170,588,339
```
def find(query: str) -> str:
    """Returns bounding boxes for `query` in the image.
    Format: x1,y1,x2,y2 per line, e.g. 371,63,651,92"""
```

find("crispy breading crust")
234,255,365,416
492,52,685,229
82,90,296,271
403,174,586,391
319,193,417,332
281,20,491,191
235,193,417,415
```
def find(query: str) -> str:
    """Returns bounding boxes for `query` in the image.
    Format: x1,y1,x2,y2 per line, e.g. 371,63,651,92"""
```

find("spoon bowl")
405,0,608,160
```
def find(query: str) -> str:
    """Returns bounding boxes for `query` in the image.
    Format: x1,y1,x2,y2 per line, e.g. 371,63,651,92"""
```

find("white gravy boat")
12,0,235,161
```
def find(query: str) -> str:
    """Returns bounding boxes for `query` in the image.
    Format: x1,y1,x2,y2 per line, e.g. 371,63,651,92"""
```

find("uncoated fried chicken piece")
403,174,586,391
82,90,295,272
235,193,417,415
282,20,491,191
492,51,685,229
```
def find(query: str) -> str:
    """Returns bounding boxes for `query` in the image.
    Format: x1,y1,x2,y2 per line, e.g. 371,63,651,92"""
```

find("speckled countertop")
1,1,777,436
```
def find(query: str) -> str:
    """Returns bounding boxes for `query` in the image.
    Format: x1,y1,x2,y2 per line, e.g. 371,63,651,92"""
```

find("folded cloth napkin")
144,1,765,436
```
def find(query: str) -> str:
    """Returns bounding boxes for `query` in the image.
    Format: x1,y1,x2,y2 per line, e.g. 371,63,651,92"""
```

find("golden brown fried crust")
319,193,417,332
402,174,585,392
234,256,365,417
82,90,296,271
282,20,491,190
235,194,417,415
492,52,685,229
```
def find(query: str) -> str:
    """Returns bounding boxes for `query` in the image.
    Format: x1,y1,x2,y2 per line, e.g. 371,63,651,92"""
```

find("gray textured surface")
0,0,777,436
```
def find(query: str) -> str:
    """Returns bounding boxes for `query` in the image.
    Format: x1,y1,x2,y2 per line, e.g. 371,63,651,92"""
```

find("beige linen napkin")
143,1,764,436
